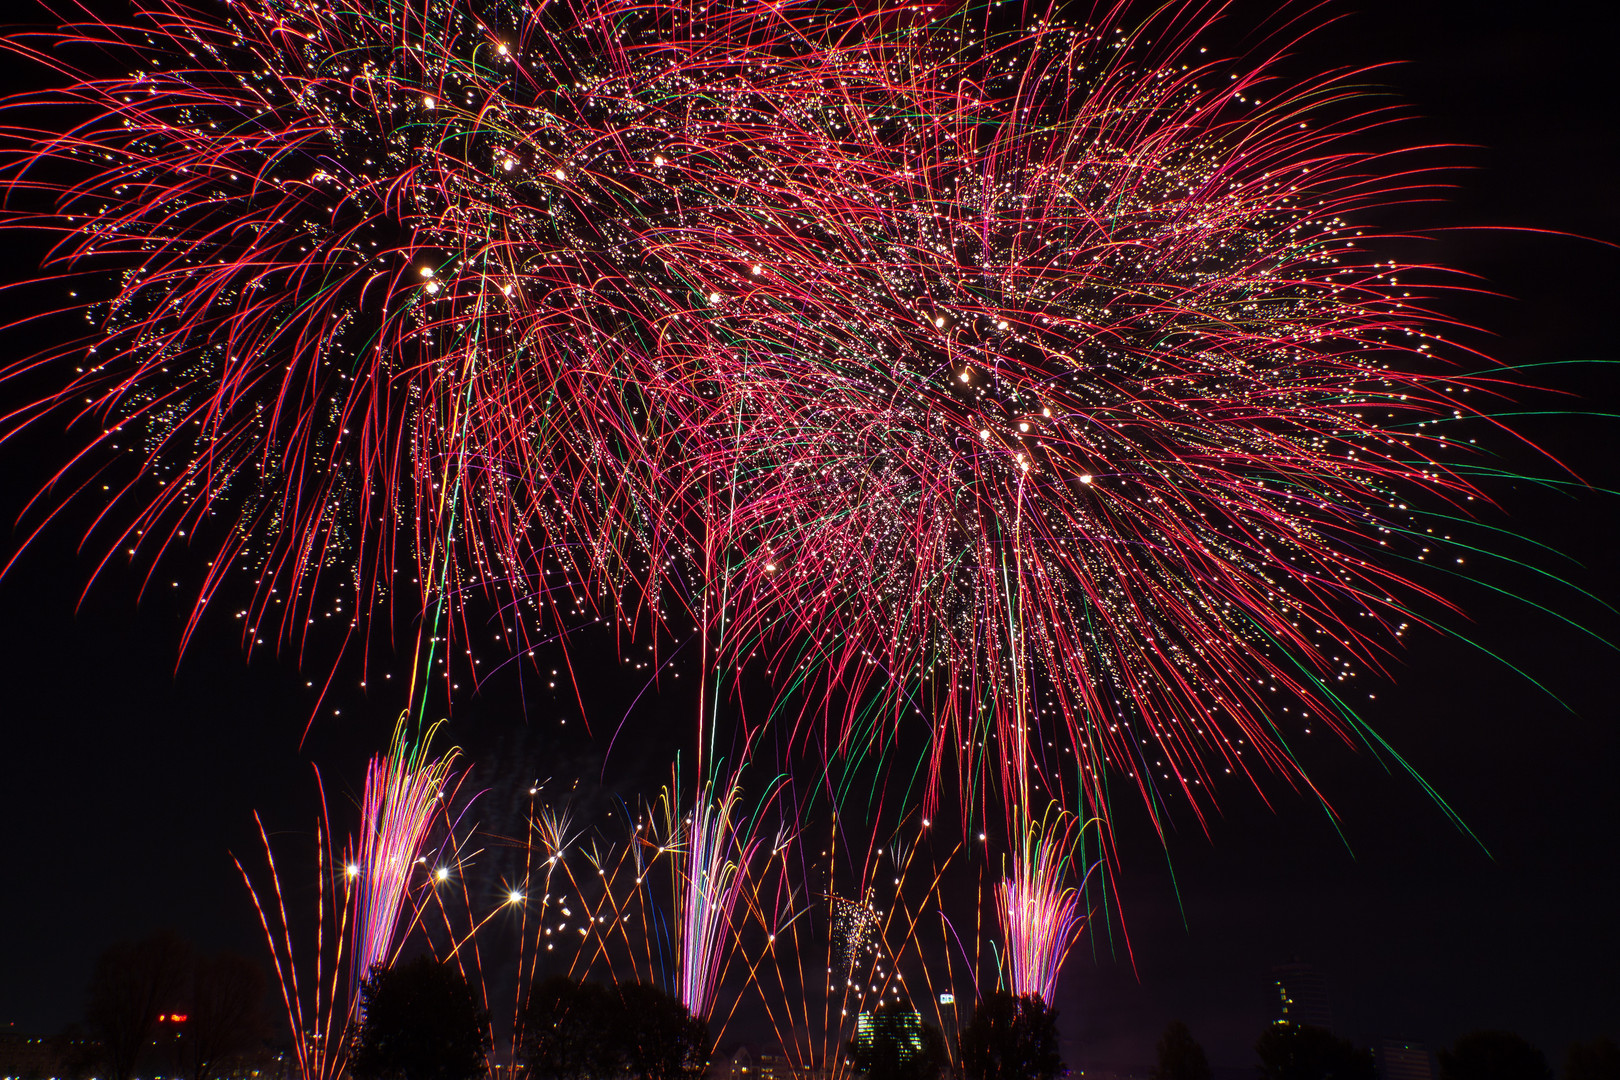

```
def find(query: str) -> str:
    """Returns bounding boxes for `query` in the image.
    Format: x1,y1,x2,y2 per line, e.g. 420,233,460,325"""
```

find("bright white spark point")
960,371,970,382
980,429,990,441
436,867,449,881
422,96,436,109
1080,473,1093,484
508,890,525,904
709,292,722,304
345,864,359,877
554,168,567,181
934,316,946,328
419,267,434,278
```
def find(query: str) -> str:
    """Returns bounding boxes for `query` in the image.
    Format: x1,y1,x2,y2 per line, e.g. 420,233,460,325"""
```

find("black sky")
1,0,1615,1069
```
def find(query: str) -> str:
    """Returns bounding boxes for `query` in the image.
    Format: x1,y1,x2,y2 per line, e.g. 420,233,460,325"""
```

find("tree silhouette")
520,975,621,1080
183,950,268,1080
1441,1033,1553,1080
1565,1039,1620,1080
1255,1023,1374,1080
846,1001,948,1080
618,982,711,1080
84,930,192,1080
1154,1021,1213,1080
521,976,709,1080
349,956,490,1080
958,991,1064,1080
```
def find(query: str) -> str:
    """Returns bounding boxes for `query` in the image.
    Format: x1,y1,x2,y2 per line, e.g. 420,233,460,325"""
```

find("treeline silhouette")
45,930,269,1080
1147,1021,1617,1080
22,933,1616,1080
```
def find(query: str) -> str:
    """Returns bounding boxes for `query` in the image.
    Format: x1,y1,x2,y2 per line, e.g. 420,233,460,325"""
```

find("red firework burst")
0,0,1552,851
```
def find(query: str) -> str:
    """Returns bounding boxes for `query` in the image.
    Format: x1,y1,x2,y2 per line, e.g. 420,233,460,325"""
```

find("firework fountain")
996,809,1087,1004
235,721,462,1080
661,771,765,1020
352,717,462,979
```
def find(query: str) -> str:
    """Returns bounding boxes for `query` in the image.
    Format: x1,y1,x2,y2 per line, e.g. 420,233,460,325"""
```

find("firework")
256,735,1086,1079
830,888,884,981
235,720,467,1080
352,717,462,980
235,777,354,1080
725,809,992,1077
661,770,766,1020
996,808,1087,1004
2,0,1557,860
432,771,772,1056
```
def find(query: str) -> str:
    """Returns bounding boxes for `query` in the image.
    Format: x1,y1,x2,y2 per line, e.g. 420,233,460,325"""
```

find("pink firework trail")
996,809,1087,1004
661,769,766,1020
236,723,466,1080
352,717,462,980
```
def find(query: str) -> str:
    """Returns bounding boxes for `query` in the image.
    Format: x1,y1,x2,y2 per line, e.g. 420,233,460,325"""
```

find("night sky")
1,0,1614,1070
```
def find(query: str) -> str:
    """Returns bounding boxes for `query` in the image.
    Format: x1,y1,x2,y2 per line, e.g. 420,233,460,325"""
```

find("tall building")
1271,962,1333,1030
854,1006,928,1059
1378,1041,1436,1080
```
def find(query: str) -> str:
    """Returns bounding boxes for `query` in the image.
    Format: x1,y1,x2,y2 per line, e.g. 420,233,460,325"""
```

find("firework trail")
996,807,1087,1004
661,769,766,1020
234,775,354,1080
352,716,462,980
431,775,769,1056
723,808,998,1077
485,779,954,1074
300,744,1074,1077
1,0,1581,861
234,719,467,1078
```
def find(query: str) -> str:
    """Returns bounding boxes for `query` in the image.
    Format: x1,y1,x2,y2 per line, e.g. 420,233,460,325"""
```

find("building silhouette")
709,1043,830,1080
1271,962,1333,1030
0,1033,61,1080
709,1043,755,1080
